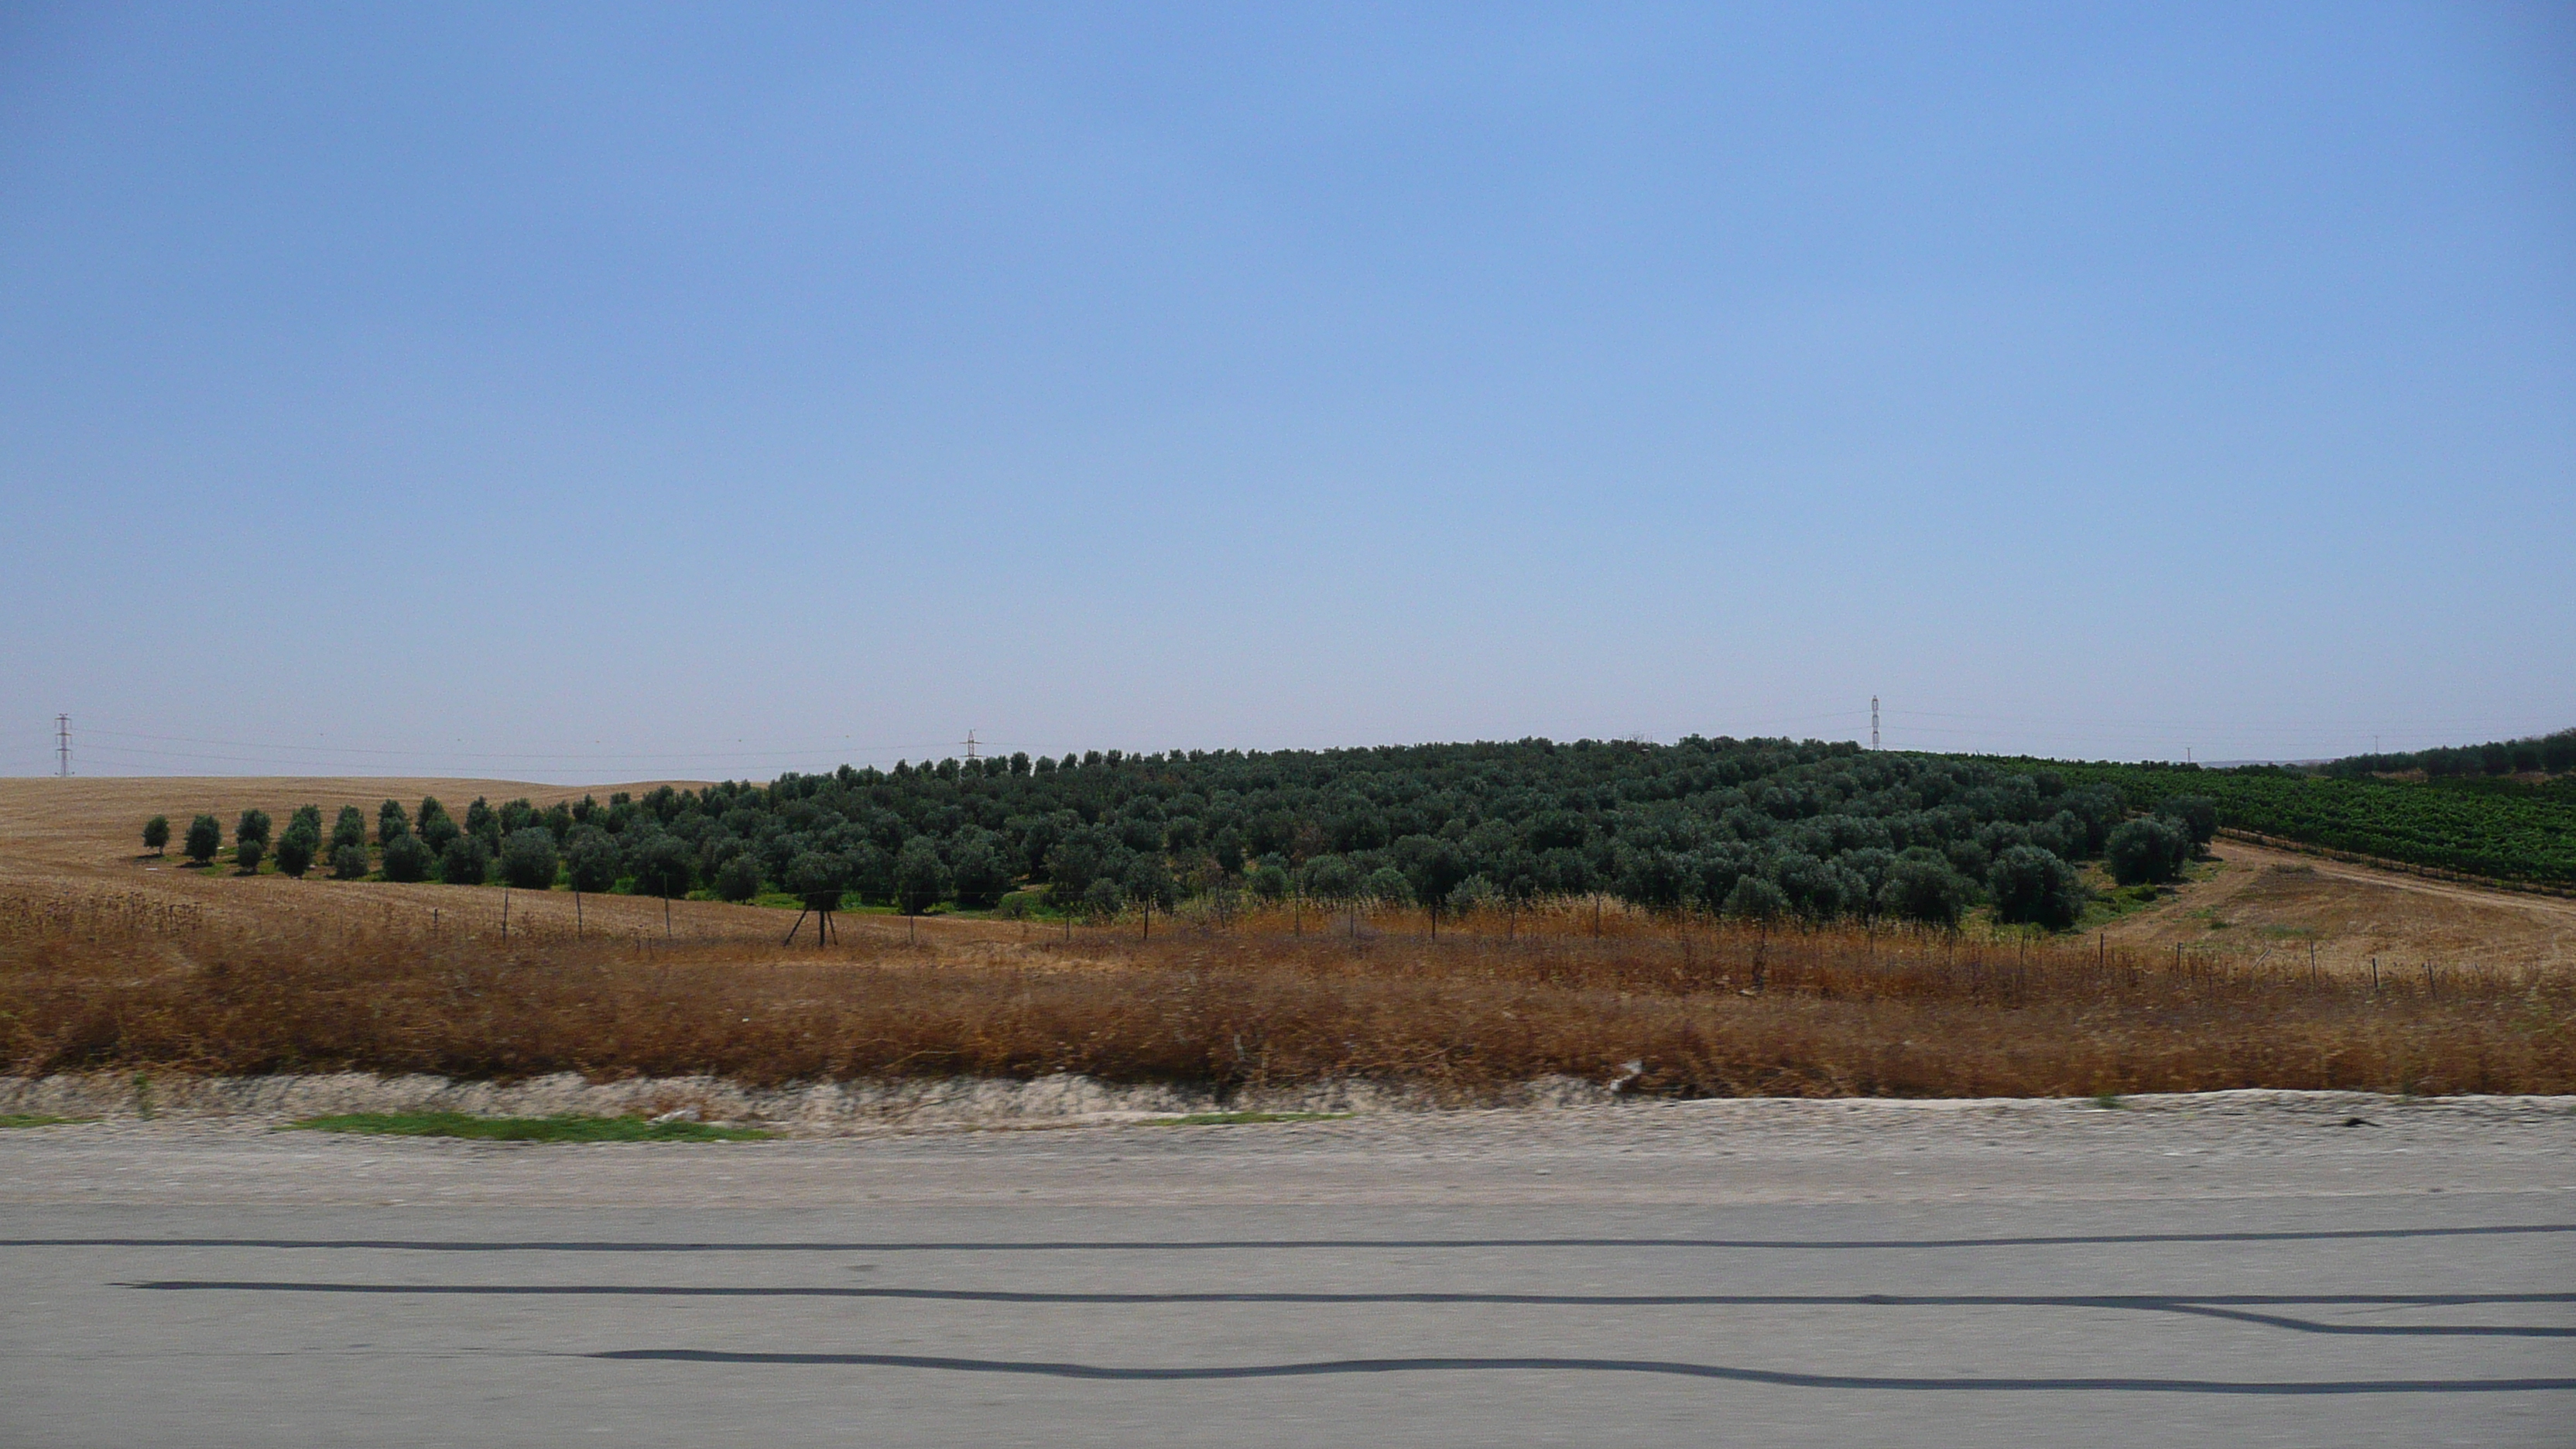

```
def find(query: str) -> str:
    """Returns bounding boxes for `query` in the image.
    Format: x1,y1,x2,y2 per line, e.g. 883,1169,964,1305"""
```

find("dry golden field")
3,776,2571,1097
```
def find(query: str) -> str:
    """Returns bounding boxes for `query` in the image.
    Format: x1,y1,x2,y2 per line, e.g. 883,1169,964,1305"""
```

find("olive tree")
2154,794,2219,847
439,834,490,886
714,853,763,903
2106,817,2191,886
272,827,317,879
629,832,694,899
1876,855,1970,927
893,838,948,915
235,809,271,849
330,843,370,880
379,832,434,882
564,826,621,894
1988,845,2085,929
498,828,559,890
784,851,843,910
142,816,170,855
184,814,222,864
416,798,459,851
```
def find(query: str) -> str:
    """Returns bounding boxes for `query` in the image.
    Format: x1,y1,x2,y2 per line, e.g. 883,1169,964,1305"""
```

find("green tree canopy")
2155,794,2219,846
784,851,843,910
330,843,369,880
564,826,621,893
184,814,221,864
893,838,947,914
714,853,763,903
439,834,489,886
498,828,559,890
629,832,694,898
2106,817,2191,886
1989,845,2084,929
1877,854,1971,927
417,798,459,851
380,833,434,882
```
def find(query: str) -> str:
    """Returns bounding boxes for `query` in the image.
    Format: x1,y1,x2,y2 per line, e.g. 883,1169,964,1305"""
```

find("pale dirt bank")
6,1070,2572,1136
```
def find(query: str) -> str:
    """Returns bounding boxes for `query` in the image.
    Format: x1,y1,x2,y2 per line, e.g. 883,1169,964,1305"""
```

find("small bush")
1362,867,1413,904
287,1112,767,1143
1447,875,1502,916
1723,875,1789,921
380,833,434,883
330,843,370,880
1299,854,1359,903
1080,876,1125,919
234,838,265,875
498,828,559,890
142,816,170,855
183,815,222,864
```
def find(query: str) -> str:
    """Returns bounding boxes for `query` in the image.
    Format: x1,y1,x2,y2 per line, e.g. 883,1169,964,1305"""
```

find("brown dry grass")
5,777,2572,1098
4,889,2567,1098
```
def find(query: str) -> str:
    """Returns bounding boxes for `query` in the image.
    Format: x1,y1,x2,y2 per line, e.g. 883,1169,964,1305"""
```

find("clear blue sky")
4,2,2570,779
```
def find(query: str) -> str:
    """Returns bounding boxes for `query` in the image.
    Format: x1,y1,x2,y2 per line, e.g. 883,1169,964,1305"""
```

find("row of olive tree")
142,741,2222,933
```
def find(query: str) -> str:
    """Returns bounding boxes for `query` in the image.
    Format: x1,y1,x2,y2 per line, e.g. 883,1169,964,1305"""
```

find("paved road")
5,1094,2573,1447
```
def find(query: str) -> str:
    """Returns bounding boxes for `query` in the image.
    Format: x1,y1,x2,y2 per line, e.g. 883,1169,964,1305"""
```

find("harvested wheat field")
2098,838,2576,977
0,776,1023,952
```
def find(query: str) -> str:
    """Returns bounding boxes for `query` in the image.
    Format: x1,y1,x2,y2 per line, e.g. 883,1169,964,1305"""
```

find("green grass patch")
1150,1111,1352,1127
283,1111,769,1142
0,1113,94,1129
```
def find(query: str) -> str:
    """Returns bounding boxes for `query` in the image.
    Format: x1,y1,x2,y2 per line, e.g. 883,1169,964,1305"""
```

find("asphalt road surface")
5,1093,2573,1447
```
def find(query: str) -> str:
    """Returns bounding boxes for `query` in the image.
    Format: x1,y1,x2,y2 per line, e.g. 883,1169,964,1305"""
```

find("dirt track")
2098,838,2575,975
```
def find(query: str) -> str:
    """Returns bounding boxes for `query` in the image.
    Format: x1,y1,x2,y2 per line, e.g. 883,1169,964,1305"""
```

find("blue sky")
3,2,2570,778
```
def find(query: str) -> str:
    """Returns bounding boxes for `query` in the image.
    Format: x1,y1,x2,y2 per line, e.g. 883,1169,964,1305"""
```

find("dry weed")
2,893,2567,1098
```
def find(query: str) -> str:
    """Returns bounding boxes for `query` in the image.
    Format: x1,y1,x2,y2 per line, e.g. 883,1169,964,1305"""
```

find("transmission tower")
55,714,70,777
961,730,981,763
1869,697,1879,752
